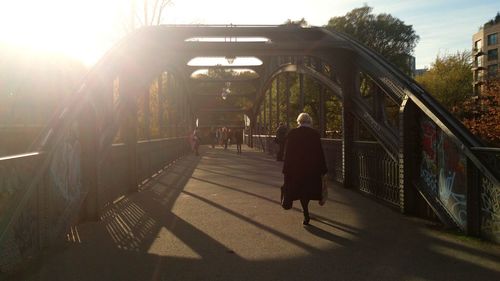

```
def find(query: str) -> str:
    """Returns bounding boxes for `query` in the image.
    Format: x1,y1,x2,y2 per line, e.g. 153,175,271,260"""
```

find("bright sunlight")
0,0,125,65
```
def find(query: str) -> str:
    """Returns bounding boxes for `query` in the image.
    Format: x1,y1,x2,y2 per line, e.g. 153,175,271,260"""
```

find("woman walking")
282,113,327,225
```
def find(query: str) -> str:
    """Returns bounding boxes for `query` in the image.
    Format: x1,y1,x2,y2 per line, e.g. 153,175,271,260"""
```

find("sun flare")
0,0,123,65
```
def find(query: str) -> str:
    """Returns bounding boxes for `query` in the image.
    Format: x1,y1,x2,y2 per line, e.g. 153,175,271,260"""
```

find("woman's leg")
300,199,310,225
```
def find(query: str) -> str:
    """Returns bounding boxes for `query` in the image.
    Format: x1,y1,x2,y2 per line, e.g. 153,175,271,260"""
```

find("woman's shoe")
303,217,310,225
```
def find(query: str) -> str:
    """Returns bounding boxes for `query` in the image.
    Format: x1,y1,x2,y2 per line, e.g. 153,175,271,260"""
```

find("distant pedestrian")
227,128,233,147
191,128,201,156
222,127,229,150
282,113,327,225
217,128,223,146
234,128,243,154
275,122,288,161
209,128,217,148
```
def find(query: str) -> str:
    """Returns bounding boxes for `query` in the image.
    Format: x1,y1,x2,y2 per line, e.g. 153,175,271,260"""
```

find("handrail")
0,151,42,161
322,28,499,185
470,147,500,152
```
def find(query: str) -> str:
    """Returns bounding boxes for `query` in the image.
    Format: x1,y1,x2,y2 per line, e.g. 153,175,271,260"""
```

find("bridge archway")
1,25,499,267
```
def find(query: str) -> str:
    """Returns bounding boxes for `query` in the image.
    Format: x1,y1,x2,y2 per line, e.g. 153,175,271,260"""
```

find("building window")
475,56,483,67
488,49,498,61
475,39,482,50
488,64,498,78
487,33,498,45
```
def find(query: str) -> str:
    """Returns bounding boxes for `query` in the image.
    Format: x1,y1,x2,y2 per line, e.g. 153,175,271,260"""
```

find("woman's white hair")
296,112,313,125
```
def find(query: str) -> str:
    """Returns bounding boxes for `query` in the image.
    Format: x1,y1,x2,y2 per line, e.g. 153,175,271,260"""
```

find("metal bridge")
0,25,499,276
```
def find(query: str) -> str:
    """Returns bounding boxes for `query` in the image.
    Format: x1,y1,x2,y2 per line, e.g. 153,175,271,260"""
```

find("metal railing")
250,134,278,155
249,135,399,205
352,141,399,206
0,137,190,272
321,139,343,184
0,150,85,272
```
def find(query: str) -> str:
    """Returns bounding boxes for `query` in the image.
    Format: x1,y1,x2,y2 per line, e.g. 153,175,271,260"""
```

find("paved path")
17,146,500,281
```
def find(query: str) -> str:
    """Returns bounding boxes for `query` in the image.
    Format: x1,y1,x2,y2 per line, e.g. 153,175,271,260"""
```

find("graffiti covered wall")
419,117,467,229
481,177,500,243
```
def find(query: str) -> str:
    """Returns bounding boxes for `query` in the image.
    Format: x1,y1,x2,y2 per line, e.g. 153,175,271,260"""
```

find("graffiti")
420,167,437,194
421,120,437,160
49,124,82,202
438,133,467,227
481,177,500,242
420,116,468,228
0,155,42,271
420,119,438,195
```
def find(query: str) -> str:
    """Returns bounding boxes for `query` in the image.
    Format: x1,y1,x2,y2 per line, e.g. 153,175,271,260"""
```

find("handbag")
319,176,328,206
280,185,293,210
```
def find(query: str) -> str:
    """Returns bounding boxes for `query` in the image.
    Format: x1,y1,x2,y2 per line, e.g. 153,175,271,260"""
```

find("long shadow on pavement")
18,146,500,281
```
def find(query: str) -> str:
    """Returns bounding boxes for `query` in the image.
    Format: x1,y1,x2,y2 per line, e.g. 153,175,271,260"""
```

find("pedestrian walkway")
17,146,500,281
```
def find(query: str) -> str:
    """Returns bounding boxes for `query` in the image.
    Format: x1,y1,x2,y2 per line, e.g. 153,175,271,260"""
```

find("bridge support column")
80,98,99,221
399,96,419,214
338,53,357,189
122,76,139,193
319,85,326,137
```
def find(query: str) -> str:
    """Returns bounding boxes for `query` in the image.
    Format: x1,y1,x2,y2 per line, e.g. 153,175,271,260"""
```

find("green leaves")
415,51,473,110
325,5,419,75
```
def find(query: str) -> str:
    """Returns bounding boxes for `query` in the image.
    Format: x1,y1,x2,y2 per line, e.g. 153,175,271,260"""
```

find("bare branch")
150,0,160,26
157,0,172,25
144,0,149,26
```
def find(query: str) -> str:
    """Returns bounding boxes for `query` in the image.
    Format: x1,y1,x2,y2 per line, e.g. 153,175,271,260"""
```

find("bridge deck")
19,146,500,281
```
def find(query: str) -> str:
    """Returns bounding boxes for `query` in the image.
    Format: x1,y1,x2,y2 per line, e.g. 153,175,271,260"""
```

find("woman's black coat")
282,126,327,201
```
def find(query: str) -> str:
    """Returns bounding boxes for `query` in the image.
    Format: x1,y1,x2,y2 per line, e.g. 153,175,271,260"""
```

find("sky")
0,0,498,69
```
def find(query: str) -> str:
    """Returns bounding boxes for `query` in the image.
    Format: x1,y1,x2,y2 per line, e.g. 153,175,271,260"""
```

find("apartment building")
472,17,500,95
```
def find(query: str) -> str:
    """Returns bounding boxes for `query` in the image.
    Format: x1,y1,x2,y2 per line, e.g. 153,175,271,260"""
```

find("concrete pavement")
15,145,500,281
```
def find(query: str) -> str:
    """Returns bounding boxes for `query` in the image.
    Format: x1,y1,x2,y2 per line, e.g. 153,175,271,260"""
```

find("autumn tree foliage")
415,51,473,110
459,79,500,146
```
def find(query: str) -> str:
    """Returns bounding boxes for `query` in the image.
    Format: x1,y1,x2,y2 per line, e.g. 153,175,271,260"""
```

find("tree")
123,0,173,31
484,12,500,28
283,18,309,27
415,51,473,110
325,5,419,75
460,79,500,146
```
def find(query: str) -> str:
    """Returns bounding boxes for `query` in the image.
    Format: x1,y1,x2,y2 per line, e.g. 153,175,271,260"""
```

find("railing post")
144,87,151,140
249,115,256,148
467,160,481,236
263,91,267,134
276,77,280,124
299,73,304,111
316,59,326,138
158,73,165,138
269,89,273,132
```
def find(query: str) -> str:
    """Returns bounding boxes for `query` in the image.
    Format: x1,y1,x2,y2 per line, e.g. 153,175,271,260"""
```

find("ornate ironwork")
353,141,400,206
321,139,343,184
